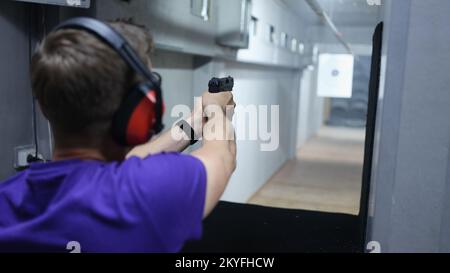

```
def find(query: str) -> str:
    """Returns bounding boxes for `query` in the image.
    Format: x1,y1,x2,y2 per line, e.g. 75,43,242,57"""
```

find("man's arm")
126,105,203,159
191,92,237,218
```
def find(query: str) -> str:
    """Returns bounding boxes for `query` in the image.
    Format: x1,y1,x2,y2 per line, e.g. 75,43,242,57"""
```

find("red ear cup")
112,82,164,146
125,96,156,145
145,90,165,121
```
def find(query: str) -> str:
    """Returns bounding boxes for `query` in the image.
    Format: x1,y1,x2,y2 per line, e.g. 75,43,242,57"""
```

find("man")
0,19,236,253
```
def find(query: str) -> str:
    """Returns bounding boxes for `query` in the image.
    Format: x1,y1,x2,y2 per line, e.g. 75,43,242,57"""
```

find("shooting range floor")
248,126,365,215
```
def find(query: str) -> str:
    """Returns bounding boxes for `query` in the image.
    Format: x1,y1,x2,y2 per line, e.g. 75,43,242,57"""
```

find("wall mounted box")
13,0,90,8
216,0,252,49
83,0,220,57
191,0,210,22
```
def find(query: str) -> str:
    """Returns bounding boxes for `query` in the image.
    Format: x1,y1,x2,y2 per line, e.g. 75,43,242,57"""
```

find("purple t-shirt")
0,153,207,253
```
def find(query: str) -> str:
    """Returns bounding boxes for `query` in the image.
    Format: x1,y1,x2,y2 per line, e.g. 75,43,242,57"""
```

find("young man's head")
31,20,154,160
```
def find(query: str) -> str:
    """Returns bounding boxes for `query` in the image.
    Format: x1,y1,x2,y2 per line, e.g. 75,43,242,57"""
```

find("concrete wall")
368,0,450,252
151,50,196,127
0,1,55,179
0,1,33,179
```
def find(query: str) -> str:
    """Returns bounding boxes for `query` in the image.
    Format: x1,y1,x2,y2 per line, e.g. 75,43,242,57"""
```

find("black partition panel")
359,22,384,251
183,202,360,253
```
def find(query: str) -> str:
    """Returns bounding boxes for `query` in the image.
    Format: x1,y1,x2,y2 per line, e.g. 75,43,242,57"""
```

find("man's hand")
202,91,236,121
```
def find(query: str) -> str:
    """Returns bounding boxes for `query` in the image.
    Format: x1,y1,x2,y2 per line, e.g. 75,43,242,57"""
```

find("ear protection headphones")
54,17,165,146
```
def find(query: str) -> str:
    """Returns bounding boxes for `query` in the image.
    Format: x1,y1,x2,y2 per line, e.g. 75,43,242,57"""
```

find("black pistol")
208,76,234,93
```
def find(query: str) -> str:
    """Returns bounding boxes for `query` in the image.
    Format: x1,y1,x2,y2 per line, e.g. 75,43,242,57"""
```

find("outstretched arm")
126,100,203,158
191,91,237,218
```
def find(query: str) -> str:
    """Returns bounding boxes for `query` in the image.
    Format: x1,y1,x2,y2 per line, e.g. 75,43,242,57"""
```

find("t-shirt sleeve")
122,153,207,251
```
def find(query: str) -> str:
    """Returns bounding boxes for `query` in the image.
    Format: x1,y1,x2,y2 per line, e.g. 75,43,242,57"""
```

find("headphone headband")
54,17,156,83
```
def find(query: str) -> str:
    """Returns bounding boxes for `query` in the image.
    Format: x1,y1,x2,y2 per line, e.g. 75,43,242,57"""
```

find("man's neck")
53,148,108,162
52,135,129,162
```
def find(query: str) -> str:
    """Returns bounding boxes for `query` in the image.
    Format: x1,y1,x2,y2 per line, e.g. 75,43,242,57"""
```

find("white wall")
152,51,195,127
296,65,324,150
193,59,301,203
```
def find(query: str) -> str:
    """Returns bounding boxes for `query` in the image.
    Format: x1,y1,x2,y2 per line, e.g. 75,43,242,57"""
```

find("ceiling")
281,0,382,27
